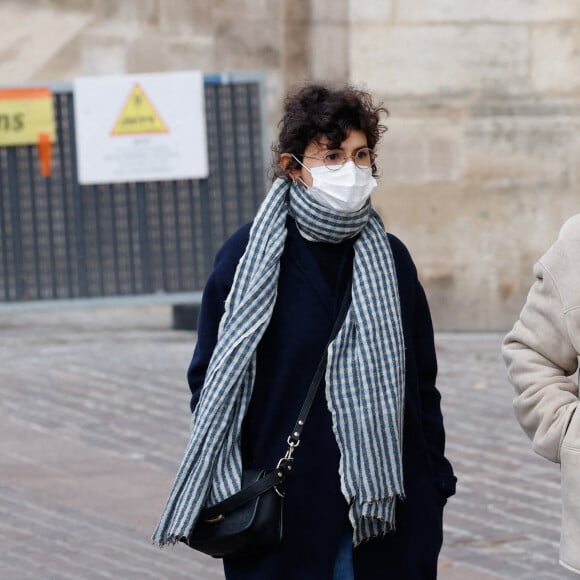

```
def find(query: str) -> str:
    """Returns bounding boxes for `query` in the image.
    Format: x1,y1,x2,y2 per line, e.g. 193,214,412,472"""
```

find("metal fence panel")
0,73,266,305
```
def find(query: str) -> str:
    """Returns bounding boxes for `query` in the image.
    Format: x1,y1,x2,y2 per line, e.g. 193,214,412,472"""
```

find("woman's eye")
356,149,370,160
325,151,342,162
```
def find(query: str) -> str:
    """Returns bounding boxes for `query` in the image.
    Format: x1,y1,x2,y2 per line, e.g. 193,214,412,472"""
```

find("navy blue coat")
188,217,456,580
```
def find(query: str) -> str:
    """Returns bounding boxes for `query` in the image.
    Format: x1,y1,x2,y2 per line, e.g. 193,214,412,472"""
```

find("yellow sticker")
0,87,56,147
111,83,169,136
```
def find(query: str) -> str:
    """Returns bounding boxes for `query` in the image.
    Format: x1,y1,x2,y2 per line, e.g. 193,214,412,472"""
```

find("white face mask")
296,159,377,213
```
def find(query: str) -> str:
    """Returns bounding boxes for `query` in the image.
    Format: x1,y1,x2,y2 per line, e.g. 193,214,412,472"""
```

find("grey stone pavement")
0,304,577,580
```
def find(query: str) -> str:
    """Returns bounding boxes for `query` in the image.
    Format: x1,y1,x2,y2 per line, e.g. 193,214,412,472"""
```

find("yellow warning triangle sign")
111,83,169,136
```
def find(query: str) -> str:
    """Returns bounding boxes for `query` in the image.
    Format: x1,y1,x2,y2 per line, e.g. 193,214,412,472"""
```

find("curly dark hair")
273,82,388,179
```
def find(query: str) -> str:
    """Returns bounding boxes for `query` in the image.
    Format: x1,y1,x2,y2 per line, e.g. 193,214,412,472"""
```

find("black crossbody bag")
184,285,352,558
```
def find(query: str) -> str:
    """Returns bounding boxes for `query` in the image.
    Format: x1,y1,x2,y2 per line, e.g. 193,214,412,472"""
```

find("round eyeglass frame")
301,147,376,171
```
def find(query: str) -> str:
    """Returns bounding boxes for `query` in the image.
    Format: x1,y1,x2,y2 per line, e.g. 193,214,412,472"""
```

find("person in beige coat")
503,213,580,575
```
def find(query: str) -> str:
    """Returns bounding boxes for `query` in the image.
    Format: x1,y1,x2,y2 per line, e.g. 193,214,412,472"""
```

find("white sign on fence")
74,71,208,185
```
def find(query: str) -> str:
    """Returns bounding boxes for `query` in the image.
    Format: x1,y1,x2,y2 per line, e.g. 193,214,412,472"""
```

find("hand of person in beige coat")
502,213,580,575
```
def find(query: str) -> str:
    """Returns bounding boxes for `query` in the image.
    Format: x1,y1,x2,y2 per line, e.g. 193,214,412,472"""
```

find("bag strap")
286,280,352,449
199,282,352,522
269,280,352,479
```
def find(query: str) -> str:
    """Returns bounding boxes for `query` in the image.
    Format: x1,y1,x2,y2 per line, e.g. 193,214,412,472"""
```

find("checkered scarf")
153,178,405,547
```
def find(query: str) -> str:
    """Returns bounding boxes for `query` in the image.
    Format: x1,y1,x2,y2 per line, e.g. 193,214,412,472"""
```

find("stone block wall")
349,0,580,329
2,0,579,329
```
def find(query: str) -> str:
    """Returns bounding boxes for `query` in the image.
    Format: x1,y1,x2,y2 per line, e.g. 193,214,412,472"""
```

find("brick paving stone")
436,333,578,580
0,306,578,579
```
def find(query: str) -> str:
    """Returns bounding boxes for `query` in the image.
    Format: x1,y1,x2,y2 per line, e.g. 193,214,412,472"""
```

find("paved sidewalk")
0,305,576,580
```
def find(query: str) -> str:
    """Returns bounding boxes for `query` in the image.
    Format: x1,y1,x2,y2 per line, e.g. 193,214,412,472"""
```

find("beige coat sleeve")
502,260,579,463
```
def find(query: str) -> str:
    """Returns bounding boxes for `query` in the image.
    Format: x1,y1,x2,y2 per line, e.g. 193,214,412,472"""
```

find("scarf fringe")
351,496,400,546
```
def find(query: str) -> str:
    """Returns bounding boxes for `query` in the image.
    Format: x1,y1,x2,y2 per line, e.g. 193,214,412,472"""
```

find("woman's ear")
279,153,297,180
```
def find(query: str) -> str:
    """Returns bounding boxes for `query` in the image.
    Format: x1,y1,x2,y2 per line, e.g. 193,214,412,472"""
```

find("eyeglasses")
302,147,376,171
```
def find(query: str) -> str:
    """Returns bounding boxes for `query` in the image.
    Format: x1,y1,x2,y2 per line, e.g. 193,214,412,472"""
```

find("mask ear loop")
292,154,312,174
295,176,309,189
291,155,312,189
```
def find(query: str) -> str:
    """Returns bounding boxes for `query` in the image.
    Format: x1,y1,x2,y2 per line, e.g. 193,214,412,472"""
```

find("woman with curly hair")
154,82,456,580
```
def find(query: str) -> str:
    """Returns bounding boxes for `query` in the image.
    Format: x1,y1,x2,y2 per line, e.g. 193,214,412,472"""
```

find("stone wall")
2,0,579,329
349,0,580,329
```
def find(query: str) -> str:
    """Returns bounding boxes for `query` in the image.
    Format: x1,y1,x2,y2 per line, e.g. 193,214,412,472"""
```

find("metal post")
7,148,24,300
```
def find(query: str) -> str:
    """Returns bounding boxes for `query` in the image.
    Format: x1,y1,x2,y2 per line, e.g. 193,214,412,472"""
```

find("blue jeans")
333,527,355,580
